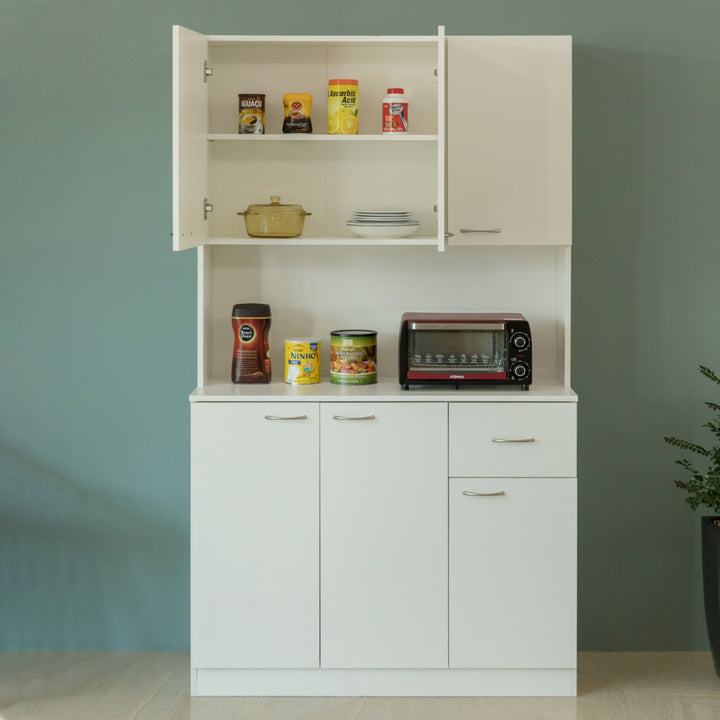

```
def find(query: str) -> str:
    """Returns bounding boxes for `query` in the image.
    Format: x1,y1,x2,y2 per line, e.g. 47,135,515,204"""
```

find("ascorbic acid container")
328,79,359,134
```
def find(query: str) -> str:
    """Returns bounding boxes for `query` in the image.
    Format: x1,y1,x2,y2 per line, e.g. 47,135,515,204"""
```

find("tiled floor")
1,652,719,719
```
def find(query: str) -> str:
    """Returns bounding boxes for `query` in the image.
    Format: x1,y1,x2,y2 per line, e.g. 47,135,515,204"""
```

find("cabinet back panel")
208,45,438,135
205,245,565,382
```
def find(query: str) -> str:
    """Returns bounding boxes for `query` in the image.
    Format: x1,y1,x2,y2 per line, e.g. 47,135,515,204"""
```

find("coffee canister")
330,330,377,385
231,303,271,383
284,337,321,384
238,94,266,134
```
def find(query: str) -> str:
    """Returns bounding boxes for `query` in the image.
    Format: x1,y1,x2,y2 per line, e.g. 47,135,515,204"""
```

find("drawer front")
449,402,576,477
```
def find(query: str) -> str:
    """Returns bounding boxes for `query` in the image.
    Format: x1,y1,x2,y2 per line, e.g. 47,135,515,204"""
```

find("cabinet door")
449,476,576,668
191,402,319,668
172,25,208,251
320,403,448,668
446,36,571,245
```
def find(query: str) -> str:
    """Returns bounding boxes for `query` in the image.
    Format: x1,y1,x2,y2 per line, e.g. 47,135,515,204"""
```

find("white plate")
346,223,420,238
354,209,412,215
353,212,413,217
348,219,419,225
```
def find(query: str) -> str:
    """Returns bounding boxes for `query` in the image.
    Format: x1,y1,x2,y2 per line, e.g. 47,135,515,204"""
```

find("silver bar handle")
264,414,308,421
332,415,376,421
463,490,506,497
459,228,502,234
492,437,536,443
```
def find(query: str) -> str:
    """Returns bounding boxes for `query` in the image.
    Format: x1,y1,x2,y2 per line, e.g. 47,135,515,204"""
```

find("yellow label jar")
284,337,321,384
328,79,359,134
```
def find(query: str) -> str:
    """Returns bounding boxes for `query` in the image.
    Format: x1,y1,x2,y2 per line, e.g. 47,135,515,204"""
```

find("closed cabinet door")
191,402,319,668
449,476,576,668
446,36,571,245
320,403,448,668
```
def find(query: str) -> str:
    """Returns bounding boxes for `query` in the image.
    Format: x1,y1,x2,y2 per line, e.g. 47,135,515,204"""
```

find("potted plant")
665,364,720,677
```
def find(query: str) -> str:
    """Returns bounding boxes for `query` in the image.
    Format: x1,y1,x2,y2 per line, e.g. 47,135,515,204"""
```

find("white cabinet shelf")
204,235,439,246
208,133,438,142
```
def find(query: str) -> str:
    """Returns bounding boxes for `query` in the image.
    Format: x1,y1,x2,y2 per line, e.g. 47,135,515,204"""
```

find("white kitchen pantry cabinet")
174,25,577,697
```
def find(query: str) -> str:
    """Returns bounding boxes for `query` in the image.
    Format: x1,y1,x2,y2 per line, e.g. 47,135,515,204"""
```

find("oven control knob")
511,362,529,380
511,332,530,350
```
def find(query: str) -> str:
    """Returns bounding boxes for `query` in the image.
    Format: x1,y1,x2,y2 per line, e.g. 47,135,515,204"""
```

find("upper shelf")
208,134,438,142
206,35,441,48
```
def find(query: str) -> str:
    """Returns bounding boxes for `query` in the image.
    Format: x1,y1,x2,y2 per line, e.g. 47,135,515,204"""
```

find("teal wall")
1,0,719,651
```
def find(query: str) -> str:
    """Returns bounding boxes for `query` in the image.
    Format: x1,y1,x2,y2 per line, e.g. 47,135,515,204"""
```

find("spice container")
330,330,377,385
231,303,271,383
382,88,409,133
282,93,313,133
328,79,359,134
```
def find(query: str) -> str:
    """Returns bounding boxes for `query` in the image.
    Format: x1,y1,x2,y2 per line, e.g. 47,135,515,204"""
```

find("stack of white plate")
346,210,420,238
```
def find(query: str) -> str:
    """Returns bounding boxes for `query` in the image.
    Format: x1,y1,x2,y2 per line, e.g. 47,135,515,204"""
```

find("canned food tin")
284,337,321,384
238,94,266,134
330,330,377,385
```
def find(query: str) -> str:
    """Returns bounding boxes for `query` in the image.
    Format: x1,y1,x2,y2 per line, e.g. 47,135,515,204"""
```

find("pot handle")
237,211,247,216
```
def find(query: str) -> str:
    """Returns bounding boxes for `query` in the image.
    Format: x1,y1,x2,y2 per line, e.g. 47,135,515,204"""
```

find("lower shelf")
207,235,440,246
192,667,577,697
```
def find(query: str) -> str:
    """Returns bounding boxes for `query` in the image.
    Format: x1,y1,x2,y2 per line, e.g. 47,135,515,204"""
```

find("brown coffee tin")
238,94,266,134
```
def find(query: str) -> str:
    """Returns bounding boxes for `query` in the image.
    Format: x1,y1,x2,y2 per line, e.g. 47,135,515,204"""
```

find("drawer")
449,402,576,477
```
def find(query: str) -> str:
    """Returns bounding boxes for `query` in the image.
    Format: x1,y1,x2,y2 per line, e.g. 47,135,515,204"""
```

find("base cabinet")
191,397,577,695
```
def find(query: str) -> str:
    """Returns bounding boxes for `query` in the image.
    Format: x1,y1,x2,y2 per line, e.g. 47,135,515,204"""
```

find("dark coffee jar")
231,303,272,383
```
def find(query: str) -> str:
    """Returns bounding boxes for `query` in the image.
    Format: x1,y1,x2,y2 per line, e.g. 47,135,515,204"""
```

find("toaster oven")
398,312,532,390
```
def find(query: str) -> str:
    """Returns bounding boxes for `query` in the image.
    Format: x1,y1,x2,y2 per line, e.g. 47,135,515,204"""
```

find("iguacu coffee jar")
231,303,272,383
330,329,377,385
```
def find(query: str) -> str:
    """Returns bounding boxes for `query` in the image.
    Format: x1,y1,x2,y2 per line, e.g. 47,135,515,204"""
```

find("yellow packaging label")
284,338,321,384
328,79,359,134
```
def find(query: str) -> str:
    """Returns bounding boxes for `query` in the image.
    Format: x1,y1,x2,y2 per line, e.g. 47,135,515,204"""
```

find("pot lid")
243,196,307,214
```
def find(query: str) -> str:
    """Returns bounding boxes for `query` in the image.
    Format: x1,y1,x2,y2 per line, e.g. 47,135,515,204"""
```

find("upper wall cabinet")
172,28,571,251
172,27,445,251
445,36,571,246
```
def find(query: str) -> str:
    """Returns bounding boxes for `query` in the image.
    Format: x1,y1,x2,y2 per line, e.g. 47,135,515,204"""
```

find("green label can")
330,330,377,385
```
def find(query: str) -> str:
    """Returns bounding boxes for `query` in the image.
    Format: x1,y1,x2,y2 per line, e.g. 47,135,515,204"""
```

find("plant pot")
702,516,720,677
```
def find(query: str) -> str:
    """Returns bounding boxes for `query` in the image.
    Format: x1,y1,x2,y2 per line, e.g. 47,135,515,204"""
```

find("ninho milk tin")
284,337,321,384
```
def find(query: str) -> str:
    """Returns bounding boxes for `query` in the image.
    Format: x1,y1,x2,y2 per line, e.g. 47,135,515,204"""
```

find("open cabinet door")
172,26,209,251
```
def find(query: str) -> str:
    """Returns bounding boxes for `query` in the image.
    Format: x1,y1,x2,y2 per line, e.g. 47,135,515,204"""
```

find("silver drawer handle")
492,437,536,443
459,228,502,234
332,415,376,421
463,490,506,497
264,415,308,421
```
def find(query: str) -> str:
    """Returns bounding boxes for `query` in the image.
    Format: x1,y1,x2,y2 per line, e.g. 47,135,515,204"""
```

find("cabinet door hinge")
203,198,214,220
204,60,213,82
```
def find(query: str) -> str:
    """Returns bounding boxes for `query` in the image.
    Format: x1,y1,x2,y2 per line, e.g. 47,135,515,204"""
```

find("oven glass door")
407,323,507,376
